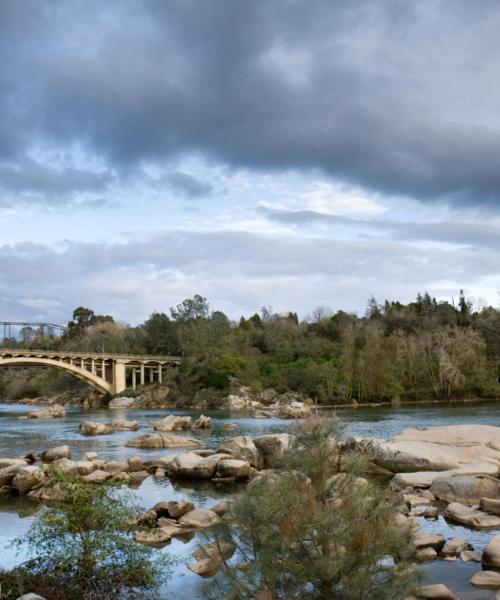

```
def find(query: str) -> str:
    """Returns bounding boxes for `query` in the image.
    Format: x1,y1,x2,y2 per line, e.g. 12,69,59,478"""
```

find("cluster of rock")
134,498,227,545
24,404,65,419
151,434,295,482
150,414,212,431
123,414,212,448
79,420,139,435
0,446,149,499
134,497,234,576
224,384,313,418
126,432,203,449
348,424,500,593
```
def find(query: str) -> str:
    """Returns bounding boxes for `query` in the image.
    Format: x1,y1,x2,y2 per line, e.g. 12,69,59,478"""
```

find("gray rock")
482,535,500,568
153,500,194,519
480,497,500,516
215,459,251,480
42,445,71,462
470,570,500,588
430,475,500,504
150,415,192,432
445,502,500,529
28,404,65,419
12,466,45,493
179,508,221,528
126,433,202,448
194,415,212,429
253,434,295,466
108,396,135,408
441,537,472,557
79,420,139,435
80,469,112,484
416,584,459,599
412,531,446,551
217,436,261,467
415,547,438,561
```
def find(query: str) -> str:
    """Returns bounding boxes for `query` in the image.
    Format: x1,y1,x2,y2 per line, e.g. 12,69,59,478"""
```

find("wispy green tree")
203,419,418,600
2,471,170,600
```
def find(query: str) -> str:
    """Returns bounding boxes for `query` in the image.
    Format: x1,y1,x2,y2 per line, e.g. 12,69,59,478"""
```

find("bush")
1,471,171,599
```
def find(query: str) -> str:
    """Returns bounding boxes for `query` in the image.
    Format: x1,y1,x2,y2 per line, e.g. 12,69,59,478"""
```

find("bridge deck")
0,348,181,363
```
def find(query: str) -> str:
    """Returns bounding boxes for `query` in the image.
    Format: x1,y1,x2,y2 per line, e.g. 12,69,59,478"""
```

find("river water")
1,401,500,599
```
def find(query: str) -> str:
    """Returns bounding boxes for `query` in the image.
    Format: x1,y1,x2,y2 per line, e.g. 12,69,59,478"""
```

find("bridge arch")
0,357,112,394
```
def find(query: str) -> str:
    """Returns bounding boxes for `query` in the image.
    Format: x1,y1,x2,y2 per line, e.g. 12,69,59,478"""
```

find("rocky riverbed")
4,402,500,598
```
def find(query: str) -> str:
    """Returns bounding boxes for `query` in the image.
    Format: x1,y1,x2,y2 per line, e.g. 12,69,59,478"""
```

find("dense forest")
1,291,500,405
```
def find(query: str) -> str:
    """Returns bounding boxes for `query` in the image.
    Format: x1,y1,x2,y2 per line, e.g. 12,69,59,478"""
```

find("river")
1,401,500,599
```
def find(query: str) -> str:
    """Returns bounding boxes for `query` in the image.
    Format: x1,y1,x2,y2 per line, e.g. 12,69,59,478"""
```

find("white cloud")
299,181,387,217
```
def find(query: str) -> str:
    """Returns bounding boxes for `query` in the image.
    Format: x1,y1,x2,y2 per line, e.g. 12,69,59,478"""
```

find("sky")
2,0,500,325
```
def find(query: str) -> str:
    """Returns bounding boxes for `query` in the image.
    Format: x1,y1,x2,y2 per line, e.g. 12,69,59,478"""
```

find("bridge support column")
132,369,137,390
113,360,127,395
140,364,145,386
158,365,162,383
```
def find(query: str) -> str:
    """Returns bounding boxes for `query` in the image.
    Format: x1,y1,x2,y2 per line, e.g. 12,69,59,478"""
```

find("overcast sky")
2,0,500,324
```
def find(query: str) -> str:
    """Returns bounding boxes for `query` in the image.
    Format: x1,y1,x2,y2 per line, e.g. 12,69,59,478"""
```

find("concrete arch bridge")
0,349,181,395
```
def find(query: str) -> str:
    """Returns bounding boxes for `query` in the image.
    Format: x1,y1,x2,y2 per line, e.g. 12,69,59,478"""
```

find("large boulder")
108,396,135,408
27,405,65,419
103,461,130,474
178,508,221,528
278,401,311,419
412,531,446,551
79,421,114,435
166,452,227,479
126,433,202,449
153,500,194,519
217,436,261,467
0,464,24,486
253,434,295,466
42,445,71,462
444,502,500,529
225,386,254,410
480,497,500,516
79,420,139,435
194,415,212,429
430,475,500,504
150,415,192,432
482,535,500,568
134,524,190,544
0,458,28,469
441,537,472,557
215,459,251,480
11,466,45,493
80,469,112,484
470,570,500,588
349,425,500,473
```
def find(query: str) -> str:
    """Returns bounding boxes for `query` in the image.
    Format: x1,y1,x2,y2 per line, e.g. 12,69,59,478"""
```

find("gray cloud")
0,159,115,207
2,1,500,207
260,205,500,250
165,171,213,198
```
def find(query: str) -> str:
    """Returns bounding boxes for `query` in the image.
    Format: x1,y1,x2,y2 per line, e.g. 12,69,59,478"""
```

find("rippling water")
2,401,500,598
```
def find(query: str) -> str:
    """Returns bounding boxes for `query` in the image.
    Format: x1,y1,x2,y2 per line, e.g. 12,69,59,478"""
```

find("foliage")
1,471,170,600
203,418,418,599
6,290,500,405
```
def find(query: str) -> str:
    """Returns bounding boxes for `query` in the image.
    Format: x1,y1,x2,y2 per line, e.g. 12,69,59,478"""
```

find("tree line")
2,291,500,404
